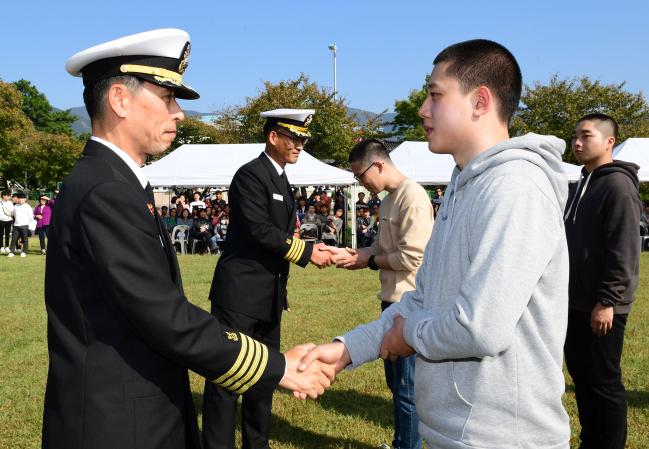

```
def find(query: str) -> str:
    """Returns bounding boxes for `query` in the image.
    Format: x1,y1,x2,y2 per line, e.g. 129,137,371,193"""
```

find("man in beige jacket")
332,138,433,449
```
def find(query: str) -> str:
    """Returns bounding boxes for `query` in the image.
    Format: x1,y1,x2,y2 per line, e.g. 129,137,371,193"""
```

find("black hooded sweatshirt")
564,160,642,314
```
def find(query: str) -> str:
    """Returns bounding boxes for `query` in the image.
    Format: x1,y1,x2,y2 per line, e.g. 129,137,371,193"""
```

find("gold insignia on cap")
304,114,313,127
285,238,292,245
178,42,191,74
226,331,239,342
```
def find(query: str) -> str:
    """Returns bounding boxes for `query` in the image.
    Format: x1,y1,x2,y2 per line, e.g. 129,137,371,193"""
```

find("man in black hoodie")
563,113,641,449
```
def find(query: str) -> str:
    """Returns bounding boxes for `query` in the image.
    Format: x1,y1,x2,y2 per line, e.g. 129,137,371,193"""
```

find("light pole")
328,42,337,102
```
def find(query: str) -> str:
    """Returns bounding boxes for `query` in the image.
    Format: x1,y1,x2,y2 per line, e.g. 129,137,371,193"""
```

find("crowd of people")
1,190,55,257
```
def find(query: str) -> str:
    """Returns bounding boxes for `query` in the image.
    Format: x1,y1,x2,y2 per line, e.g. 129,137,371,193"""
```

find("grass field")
1,238,648,448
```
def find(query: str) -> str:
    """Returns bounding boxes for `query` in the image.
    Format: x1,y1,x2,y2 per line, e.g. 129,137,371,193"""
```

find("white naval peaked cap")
260,109,316,138
65,28,199,100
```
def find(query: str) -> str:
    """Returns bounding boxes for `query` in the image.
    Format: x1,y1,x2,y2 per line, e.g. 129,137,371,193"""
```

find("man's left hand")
591,303,614,336
379,315,414,361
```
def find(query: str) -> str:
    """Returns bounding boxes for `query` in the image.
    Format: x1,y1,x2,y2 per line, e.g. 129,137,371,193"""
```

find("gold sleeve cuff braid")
283,238,306,264
212,333,269,394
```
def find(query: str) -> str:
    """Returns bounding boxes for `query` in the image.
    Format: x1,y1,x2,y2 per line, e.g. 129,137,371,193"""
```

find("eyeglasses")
354,162,377,181
275,129,309,147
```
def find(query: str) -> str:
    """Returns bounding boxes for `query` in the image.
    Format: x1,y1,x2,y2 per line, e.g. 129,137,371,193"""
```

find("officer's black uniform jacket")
209,153,313,322
42,140,284,449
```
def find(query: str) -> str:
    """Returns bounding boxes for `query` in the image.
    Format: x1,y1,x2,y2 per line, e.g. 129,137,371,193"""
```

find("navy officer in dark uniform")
202,109,334,449
43,30,334,449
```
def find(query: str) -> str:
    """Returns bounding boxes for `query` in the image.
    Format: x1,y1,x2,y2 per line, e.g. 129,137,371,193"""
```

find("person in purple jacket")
34,194,53,255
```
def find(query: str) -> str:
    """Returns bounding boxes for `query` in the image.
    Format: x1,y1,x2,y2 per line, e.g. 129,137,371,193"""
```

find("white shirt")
189,200,206,212
0,200,14,222
91,136,148,188
263,152,284,176
13,203,34,227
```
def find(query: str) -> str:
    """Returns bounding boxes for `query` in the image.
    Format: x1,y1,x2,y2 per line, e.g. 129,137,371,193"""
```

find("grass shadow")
313,388,393,429
270,414,378,449
566,384,649,409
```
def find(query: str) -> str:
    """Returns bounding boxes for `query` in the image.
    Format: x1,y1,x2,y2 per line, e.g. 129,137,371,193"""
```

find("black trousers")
0,220,12,247
10,225,29,253
37,225,49,250
564,309,628,449
202,305,280,449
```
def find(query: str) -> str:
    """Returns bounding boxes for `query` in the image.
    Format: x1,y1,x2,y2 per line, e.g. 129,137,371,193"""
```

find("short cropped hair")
577,113,618,141
348,139,392,166
83,75,144,121
434,39,522,125
1,190,10,197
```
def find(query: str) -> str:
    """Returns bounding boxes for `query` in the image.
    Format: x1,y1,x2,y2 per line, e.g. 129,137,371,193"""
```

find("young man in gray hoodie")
302,39,571,449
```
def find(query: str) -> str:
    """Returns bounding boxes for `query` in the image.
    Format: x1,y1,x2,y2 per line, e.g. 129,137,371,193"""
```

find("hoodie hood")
456,133,567,203
441,133,568,220
583,160,640,189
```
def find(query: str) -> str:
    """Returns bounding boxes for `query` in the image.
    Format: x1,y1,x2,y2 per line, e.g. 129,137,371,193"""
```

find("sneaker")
41,249,46,255
378,444,391,449
0,247,5,253
7,252,14,257
20,252,26,258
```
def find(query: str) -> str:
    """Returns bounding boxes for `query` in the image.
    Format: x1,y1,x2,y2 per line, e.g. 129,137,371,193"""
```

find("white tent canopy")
391,141,582,184
613,138,649,182
143,143,356,187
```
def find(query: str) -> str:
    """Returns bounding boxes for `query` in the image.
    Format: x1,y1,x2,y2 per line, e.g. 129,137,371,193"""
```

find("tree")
511,76,649,162
0,80,34,185
211,74,383,166
392,79,428,141
13,79,76,136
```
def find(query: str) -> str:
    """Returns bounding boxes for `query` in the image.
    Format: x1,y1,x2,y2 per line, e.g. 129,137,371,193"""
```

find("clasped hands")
282,315,414,399
309,244,370,270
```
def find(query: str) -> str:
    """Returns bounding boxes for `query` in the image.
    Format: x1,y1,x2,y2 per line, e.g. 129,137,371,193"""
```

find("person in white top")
8,192,33,257
0,190,14,253
189,191,206,213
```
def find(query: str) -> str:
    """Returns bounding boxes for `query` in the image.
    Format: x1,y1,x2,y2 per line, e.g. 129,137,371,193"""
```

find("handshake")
278,314,414,399
309,243,368,269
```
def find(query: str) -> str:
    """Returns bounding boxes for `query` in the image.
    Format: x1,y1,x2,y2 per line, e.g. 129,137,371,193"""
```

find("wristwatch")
368,255,379,271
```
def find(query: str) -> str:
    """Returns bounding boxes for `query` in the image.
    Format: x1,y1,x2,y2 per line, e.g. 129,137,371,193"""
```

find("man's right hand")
310,242,335,268
280,344,336,399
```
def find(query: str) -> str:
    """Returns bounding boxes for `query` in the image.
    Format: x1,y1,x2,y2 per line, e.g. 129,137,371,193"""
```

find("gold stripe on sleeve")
230,339,264,393
220,334,257,389
284,238,306,263
213,332,248,385
235,341,269,394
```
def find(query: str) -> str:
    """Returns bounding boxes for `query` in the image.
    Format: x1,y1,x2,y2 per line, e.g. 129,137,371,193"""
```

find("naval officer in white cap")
203,109,334,449
43,30,334,449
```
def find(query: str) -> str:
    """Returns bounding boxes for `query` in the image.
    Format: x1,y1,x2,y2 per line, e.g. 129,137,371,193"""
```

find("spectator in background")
368,192,381,211
302,205,318,225
356,205,372,248
190,208,212,254
7,192,32,258
296,197,307,223
0,190,13,254
189,191,206,212
334,187,345,213
176,193,189,211
320,191,332,209
356,191,367,208
431,188,444,217
322,208,343,247
309,192,321,208
177,208,193,228
212,190,227,208
166,208,178,233
34,195,53,255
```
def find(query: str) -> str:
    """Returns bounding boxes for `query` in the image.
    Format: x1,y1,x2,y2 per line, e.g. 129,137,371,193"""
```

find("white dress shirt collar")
263,151,284,176
91,136,149,188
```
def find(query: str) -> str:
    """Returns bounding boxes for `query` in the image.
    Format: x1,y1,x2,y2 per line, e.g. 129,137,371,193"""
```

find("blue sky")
2,0,648,114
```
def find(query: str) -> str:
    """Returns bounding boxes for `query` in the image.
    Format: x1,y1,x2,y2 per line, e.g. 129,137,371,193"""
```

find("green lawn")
1,239,648,448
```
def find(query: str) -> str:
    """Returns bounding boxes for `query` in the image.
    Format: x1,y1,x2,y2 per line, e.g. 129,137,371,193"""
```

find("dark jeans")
37,225,49,250
382,302,422,449
10,225,29,253
0,220,11,247
564,309,628,449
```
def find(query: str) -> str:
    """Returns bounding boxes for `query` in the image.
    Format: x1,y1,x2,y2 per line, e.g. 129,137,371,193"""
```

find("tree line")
1,73,648,191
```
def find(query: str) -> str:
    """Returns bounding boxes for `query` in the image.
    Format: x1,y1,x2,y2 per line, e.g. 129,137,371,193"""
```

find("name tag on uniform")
273,193,284,201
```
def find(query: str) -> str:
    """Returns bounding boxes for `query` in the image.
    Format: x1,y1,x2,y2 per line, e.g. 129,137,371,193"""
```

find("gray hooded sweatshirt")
342,134,570,449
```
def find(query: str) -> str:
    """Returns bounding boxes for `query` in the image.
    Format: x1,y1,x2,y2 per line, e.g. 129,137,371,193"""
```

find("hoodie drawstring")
563,172,592,224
